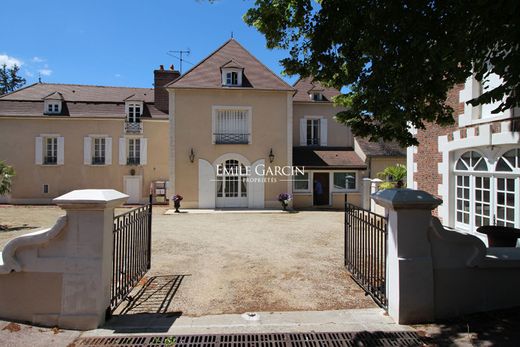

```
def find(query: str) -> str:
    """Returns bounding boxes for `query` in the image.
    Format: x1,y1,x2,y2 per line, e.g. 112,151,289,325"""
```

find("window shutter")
320,118,328,146
119,138,126,165
105,137,112,165
83,137,92,165
57,137,65,165
35,137,43,165
140,138,147,165
299,119,306,146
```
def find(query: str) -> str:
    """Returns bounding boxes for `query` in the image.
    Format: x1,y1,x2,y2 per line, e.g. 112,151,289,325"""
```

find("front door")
313,172,330,206
216,159,248,208
124,176,142,204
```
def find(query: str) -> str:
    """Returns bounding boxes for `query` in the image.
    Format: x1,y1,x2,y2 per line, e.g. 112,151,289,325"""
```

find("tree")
377,164,406,189
0,64,26,95
0,161,15,196
244,1,520,146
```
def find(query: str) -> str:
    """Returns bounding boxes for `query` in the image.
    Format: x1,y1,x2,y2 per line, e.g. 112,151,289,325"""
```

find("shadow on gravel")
105,275,188,333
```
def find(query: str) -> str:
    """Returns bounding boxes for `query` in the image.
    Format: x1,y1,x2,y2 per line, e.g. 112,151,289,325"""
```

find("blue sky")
2,0,299,88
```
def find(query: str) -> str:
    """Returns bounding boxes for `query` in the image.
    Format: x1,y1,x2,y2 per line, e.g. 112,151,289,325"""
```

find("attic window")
310,93,323,101
126,102,142,123
226,72,238,85
45,101,61,114
222,68,242,87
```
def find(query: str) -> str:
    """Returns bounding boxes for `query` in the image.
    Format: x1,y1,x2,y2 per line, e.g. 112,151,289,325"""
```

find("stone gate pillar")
372,189,442,324
51,189,128,329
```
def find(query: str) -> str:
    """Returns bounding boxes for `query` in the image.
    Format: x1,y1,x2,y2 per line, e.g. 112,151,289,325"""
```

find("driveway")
0,205,375,316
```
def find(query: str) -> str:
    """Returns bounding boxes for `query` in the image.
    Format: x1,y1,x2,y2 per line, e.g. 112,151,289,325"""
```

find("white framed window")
221,68,242,86
333,172,357,191
128,138,141,165
212,106,251,144
299,116,327,146
119,137,147,166
216,159,248,198
309,92,323,101
126,102,142,123
453,149,520,231
293,172,310,191
44,101,61,114
307,118,321,146
84,136,112,166
35,135,64,165
93,138,106,165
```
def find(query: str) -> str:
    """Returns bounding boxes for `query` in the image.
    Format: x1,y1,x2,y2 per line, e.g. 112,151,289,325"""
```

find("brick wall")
154,69,180,113
414,84,464,215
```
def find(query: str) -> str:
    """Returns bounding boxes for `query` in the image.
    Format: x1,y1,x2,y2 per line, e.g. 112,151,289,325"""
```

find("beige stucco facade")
0,117,168,204
169,89,292,208
293,102,352,147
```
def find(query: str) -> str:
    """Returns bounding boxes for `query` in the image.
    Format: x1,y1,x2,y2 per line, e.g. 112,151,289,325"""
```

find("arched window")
216,159,248,199
453,149,519,231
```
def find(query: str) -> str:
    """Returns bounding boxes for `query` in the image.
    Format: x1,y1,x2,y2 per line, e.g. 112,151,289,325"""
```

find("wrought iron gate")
344,199,388,308
109,197,152,313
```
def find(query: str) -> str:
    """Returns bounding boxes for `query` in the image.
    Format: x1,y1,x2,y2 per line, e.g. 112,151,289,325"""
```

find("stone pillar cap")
53,189,129,208
372,188,442,210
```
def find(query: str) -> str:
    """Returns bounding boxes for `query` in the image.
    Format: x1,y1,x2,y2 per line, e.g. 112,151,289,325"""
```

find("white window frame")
221,68,242,86
306,117,321,146
301,116,327,146
126,102,143,123
211,106,252,145
293,171,310,192
36,134,64,166
44,101,61,114
128,138,141,164
453,149,520,232
332,171,358,192
92,137,106,165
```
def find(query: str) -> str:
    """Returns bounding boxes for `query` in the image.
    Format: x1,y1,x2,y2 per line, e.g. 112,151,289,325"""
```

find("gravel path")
0,205,375,316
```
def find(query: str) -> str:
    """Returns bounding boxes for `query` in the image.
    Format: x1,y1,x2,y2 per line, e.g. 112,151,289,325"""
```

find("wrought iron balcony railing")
127,157,141,165
91,157,106,165
43,156,57,165
214,133,250,144
124,122,143,134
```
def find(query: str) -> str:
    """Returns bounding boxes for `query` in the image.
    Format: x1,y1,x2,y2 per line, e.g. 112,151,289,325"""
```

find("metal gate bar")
344,198,388,309
110,196,152,313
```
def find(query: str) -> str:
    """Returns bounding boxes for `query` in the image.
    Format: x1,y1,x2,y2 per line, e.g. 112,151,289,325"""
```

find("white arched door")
216,159,248,208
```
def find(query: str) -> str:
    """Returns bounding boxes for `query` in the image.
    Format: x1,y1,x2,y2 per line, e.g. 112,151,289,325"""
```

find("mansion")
0,39,404,209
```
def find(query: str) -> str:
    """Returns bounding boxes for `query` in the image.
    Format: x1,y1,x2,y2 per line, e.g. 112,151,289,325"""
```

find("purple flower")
172,194,183,202
278,193,292,202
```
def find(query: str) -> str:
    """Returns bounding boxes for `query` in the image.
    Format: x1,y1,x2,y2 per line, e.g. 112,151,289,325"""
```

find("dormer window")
226,71,238,86
44,101,62,114
221,60,243,87
126,102,142,123
310,92,323,101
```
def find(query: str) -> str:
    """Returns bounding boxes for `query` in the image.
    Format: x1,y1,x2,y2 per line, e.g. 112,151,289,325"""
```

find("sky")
2,0,299,88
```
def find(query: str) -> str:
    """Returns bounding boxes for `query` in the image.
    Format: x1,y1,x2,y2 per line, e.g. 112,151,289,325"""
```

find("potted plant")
278,193,292,211
172,194,183,213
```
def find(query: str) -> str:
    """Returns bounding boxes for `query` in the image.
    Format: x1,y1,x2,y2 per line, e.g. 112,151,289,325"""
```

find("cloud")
38,68,52,76
115,73,122,78
0,54,23,68
25,70,34,77
32,56,45,63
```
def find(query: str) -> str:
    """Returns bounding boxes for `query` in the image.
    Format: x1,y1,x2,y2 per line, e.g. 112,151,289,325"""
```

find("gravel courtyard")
0,205,375,316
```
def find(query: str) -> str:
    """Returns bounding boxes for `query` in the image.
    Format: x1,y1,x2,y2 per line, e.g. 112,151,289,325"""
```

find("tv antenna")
167,49,191,74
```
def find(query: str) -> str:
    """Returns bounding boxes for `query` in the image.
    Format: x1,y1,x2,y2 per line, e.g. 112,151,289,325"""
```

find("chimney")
154,64,180,113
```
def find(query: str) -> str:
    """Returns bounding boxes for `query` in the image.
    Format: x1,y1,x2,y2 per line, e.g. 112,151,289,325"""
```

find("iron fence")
344,197,388,308
109,196,152,313
214,133,250,144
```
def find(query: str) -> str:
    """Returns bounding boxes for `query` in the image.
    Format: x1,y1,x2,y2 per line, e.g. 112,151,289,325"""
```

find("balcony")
91,157,106,165
43,156,57,165
214,133,249,144
127,157,140,166
124,122,143,134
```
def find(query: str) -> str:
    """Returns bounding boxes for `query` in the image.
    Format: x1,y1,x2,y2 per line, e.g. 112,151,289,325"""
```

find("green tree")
0,64,26,95
377,164,407,189
244,0,520,146
0,161,15,196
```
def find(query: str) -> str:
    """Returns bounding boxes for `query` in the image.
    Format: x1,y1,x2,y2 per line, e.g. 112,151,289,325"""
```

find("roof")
0,83,167,119
167,39,294,91
293,147,367,169
293,77,341,102
355,137,406,157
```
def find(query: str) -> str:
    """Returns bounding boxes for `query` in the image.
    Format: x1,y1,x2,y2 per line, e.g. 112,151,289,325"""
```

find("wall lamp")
189,148,195,163
268,148,275,163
